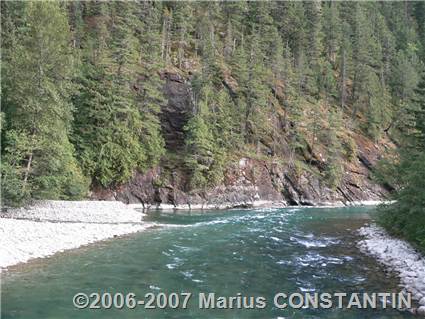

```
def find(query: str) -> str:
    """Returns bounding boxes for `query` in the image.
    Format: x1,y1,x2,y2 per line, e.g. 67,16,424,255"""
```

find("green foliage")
319,61,337,98
184,115,223,190
243,32,271,145
184,84,226,190
1,130,32,205
213,89,243,150
373,156,400,189
378,74,425,252
1,2,88,205
71,2,165,187
365,72,391,140
341,136,358,162
1,1,425,209
324,108,344,189
378,153,425,253
72,61,147,187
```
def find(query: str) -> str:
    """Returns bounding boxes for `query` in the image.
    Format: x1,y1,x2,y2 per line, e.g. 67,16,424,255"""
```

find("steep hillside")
92,70,394,208
2,2,424,207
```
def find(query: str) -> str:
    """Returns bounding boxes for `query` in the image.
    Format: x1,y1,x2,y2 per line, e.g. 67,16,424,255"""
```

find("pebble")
409,308,418,315
417,306,425,316
403,271,418,278
358,224,425,310
0,201,155,268
2,200,145,223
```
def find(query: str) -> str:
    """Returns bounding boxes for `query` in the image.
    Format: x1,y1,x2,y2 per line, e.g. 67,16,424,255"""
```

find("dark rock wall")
92,154,389,208
160,72,192,151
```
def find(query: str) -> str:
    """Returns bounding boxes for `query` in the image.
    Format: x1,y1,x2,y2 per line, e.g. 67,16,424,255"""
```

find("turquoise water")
2,207,413,318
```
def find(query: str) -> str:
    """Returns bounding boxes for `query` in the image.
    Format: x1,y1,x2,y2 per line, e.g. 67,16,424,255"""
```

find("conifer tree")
171,2,193,68
137,2,166,166
1,2,88,205
244,31,270,148
184,84,223,190
1,1,425,210
322,2,341,65
324,108,344,189
379,74,425,251
230,34,249,138
338,21,353,109
72,2,150,187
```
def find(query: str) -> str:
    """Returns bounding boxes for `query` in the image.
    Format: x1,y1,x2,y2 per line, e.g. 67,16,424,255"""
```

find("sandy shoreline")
358,224,425,315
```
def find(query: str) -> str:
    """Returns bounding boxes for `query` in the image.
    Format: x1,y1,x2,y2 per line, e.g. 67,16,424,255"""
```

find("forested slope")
1,2,425,211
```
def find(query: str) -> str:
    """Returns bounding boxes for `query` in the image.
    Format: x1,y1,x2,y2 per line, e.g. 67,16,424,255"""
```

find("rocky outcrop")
92,152,389,208
159,71,192,151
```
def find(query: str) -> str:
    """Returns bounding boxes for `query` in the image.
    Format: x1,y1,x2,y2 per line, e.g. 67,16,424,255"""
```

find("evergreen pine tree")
324,108,344,189
379,74,425,251
72,2,150,187
184,84,223,190
1,2,88,205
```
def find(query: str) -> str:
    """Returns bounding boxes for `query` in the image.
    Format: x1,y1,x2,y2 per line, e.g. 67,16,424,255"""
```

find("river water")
2,207,413,318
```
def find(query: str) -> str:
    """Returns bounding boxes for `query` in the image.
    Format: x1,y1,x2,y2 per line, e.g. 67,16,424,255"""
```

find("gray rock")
403,271,418,278
419,297,425,306
417,306,425,316
409,308,418,315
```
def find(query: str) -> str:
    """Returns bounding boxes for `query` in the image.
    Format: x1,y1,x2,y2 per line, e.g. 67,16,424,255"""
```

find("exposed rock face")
159,71,192,151
93,153,389,208
91,72,391,208
335,140,389,205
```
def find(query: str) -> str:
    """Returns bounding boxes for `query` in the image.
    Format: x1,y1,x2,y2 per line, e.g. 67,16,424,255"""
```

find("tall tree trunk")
22,152,33,190
178,25,185,69
340,48,346,109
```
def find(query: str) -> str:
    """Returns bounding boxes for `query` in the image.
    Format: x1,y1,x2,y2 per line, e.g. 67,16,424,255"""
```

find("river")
2,206,412,318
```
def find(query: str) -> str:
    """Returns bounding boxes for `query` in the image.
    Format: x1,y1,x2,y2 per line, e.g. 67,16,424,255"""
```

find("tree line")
1,0,425,245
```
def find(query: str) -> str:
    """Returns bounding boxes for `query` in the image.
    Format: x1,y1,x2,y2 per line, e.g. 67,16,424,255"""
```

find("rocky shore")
358,224,425,316
0,201,151,269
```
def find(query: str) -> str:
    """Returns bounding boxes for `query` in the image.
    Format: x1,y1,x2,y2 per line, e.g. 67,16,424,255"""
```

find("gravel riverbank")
358,224,425,315
0,201,151,269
